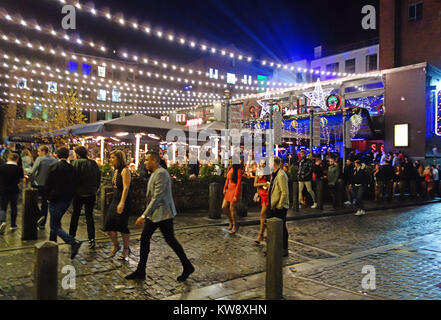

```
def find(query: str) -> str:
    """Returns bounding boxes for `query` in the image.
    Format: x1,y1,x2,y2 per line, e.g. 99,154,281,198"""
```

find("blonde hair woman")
104,150,132,261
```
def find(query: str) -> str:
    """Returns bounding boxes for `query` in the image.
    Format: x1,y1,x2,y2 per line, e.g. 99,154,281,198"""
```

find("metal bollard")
208,182,222,219
100,187,113,231
292,181,299,212
22,188,39,240
316,180,324,210
33,241,58,300
265,217,283,300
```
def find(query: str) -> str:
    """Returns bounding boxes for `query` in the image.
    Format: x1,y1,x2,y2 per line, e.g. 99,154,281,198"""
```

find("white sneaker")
354,209,362,216
9,226,19,231
360,210,366,215
0,222,6,235
311,203,318,209
344,201,351,205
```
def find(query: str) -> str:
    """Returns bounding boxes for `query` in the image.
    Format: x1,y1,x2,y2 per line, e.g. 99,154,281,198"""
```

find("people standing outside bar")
69,146,101,249
297,150,317,209
21,149,33,176
45,147,82,259
268,157,289,257
253,160,270,244
382,160,394,202
104,150,132,260
0,153,24,234
125,151,194,282
423,166,433,198
373,163,385,203
222,161,243,234
30,145,57,229
352,160,369,216
327,158,340,210
432,165,439,197
343,159,355,205
392,165,402,199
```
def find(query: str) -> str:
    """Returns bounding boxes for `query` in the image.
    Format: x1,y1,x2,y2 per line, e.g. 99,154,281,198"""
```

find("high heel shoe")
229,224,239,235
118,247,131,261
108,245,121,258
254,234,263,245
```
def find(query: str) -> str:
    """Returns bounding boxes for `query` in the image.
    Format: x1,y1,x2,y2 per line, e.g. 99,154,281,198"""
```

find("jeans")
351,185,365,210
328,185,338,208
49,200,75,244
138,218,190,272
298,181,316,203
268,207,288,251
0,192,19,227
36,186,49,225
69,195,96,241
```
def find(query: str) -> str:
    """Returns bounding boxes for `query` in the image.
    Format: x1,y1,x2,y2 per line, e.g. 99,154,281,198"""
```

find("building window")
296,72,303,83
68,61,78,73
82,64,91,75
408,2,423,22
345,59,356,74
112,89,121,102
97,89,107,101
112,112,120,119
326,63,339,79
97,111,106,121
46,81,57,93
366,54,378,71
312,67,321,81
98,66,106,78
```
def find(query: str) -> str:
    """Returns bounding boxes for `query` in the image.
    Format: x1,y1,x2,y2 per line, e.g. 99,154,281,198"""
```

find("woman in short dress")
253,160,270,244
222,161,243,235
104,150,132,261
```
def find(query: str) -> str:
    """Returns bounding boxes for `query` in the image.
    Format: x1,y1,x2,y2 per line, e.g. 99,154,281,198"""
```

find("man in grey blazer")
268,157,290,257
125,151,194,281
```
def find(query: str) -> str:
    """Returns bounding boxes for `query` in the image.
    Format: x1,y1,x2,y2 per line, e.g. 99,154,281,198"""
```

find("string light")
0,10,106,52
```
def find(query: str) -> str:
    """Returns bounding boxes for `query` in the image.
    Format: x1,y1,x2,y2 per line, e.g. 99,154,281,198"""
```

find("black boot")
177,262,195,282
125,268,146,280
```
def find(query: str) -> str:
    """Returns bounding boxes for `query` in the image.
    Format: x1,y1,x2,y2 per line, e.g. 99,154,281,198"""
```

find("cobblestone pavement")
1,202,441,300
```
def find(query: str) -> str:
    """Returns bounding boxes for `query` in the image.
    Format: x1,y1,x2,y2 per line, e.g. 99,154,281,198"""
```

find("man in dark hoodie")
69,146,101,249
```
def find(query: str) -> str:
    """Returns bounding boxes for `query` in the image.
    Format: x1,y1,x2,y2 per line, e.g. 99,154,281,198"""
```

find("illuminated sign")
186,118,203,126
227,73,237,85
436,91,441,136
394,124,409,147
176,114,186,123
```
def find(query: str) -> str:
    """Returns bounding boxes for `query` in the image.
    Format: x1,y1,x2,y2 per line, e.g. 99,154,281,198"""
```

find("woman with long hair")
104,150,132,261
423,166,433,198
392,165,402,198
373,163,384,202
253,160,270,244
222,160,243,234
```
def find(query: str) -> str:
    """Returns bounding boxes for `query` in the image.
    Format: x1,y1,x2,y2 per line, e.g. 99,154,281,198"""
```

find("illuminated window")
16,78,27,89
112,89,121,102
98,66,106,78
227,73,237,85
436,91,441,136
46,81,57,93
68,61,78,73
82,64,91,75
97,89,107,101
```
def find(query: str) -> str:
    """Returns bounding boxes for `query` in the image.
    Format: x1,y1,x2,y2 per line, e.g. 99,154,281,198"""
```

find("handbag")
253,192,261,203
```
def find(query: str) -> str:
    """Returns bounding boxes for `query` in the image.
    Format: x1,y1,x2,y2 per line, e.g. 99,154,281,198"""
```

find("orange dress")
223,168,243,203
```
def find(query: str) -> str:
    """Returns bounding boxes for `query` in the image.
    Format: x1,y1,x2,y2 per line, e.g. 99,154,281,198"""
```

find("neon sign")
436,90,441,136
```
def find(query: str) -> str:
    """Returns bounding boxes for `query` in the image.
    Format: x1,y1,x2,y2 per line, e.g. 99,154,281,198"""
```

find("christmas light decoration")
303,79,333,111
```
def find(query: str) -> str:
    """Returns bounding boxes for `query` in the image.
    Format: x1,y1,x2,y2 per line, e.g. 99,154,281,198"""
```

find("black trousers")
328,185,338,208
268,207,288,251
69,195,96,241
0,192,18,227
138,218,190,271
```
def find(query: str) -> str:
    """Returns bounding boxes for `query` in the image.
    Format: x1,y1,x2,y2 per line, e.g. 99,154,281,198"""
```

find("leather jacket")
298,157,313,181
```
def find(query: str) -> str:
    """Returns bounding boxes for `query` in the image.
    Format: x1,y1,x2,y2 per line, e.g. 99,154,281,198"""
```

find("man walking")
268,157,290,257
125,151,194,281
69,146,101,249
45,147,82,259
30,145,57,229
297,150,318,208
0,153,24,234
343,159,355,205
352,160,369,216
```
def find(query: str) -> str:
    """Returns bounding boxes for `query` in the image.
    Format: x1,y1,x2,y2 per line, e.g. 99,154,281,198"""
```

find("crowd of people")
1,142,440,281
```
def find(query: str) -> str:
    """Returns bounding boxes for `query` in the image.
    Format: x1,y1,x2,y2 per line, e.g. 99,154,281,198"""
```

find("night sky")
2,0,379,66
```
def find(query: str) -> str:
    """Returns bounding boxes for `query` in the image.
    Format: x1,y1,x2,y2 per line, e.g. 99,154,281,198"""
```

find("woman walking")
253,160,270,244
222,161,243,235
104,150,132,261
